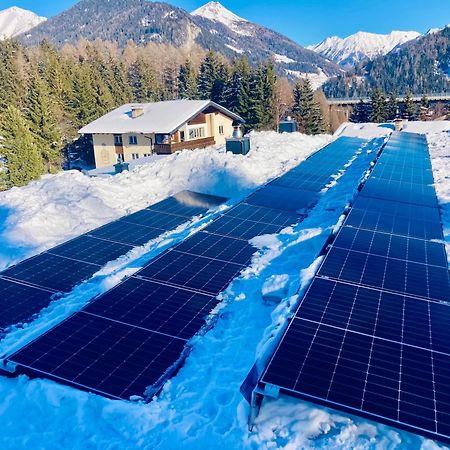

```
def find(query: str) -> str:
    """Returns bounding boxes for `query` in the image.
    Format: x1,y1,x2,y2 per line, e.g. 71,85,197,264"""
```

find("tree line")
0,38,325,190
350,89,448,123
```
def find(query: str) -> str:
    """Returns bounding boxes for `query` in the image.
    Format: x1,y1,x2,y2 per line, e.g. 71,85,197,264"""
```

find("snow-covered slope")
309,30,421,66
0,6,46,40
191,1,250,36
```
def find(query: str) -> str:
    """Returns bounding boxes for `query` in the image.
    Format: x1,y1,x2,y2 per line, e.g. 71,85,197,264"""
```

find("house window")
188,127,205,140
218,125,224,135
131,153,139,160
129,135,138,145
143,153,152,157
114,134,123,146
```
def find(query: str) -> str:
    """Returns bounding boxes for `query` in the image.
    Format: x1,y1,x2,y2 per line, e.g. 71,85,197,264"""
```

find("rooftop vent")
131,106,145,119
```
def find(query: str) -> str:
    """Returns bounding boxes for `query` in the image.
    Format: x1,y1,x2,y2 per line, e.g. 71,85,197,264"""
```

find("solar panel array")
260,132,450,443
6,136,371,401
0,191,225,332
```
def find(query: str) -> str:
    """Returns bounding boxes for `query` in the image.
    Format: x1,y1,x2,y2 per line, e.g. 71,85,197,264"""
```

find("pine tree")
403,92,416,120
386,92,398,121
129,57,159,103
197,51,219,99
350,99,368,123
0,105,44,187
178,60,198,100
211,61,229,105
26,66,63,172
420,94,429,121
370,88,387,123
292,79,324,135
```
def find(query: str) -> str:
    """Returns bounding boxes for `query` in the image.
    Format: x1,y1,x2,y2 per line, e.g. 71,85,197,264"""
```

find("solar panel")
120,209,188,230
206,215,288,241
360,177,438,207
90,220,166,246
8,313,187,400
261,277,450,442
1,253,101,293
83,278,218,340
148,191,227,217
48,235,133,266
225,204,299,227
246,185,318,213
318,247,450,301
371,162,434,185
136,250,244,295
0,278,56,331
333,226,448,267
270,175,331,192
174,231,256,265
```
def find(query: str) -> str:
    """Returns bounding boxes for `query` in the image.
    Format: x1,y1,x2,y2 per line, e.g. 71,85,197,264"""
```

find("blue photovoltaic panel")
270,173,333,191
318,246,450,301
8,313,187,400
1,253,101,293
83,278,218,340
120,209,188,230
360,177,437,207
345,207,444,241
351,196,442,225
333,226,448,267
48,235,133,266
0,278,56,331
225,204,299,228
371,162,434,185
246,185,318,213
136,250,244,295
90,220,166,246
174,231,256,265
148,191,227,217
378,153,432,170
206,215,288,241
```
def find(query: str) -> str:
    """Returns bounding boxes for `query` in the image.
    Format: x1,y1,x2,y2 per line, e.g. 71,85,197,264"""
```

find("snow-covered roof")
78,100,243,135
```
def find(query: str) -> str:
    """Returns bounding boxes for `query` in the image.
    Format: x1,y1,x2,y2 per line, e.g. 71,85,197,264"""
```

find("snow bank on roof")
334,122,393,139
78,100,242,135
402,120,450,134
0,131,330,270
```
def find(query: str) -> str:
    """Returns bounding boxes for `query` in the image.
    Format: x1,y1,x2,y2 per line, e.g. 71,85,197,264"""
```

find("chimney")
131,106,144,119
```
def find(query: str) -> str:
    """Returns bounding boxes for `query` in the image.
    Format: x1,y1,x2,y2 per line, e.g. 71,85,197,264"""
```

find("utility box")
279,119,298,133
114,162,130,174
226,136,251,155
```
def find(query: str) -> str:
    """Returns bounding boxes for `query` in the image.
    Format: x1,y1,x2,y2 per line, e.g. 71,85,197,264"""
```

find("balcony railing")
154,137,216,154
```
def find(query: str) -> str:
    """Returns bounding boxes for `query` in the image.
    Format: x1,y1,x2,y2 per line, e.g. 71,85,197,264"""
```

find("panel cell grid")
225,204,299,227
8,313,187,400
136,250,244,295
174,231,256,265
333,226,448,267
1,253,100,293
48,235,133,266
0,278,56,331
83,278,218,340
120,209,187,230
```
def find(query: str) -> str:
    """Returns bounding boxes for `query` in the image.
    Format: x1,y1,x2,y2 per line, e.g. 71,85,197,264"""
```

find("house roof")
78,100,243,135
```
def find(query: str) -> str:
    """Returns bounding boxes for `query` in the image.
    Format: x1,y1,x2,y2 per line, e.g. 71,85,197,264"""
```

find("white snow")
0,6,46,40
1,124,449,449
272,53,296,64
309,30,421,66
285,68,329,90
225,44,244,54
191,1,252,37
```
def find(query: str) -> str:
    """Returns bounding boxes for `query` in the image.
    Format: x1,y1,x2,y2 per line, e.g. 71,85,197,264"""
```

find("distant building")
78,100,243,169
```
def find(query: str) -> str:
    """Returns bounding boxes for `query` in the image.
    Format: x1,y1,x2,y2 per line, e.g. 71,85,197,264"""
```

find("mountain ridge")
309,30,421,67
0,6,46,40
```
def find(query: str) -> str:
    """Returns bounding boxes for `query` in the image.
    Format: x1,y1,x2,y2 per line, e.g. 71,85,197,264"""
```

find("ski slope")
0,125,449,449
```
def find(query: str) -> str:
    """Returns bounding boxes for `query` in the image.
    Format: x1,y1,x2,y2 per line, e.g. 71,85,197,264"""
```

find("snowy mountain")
309,30,421,67
20,0,341,81
0,6,46,40
191,1,250,36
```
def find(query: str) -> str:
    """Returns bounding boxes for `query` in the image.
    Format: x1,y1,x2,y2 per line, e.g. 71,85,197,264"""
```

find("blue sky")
2,0,450,46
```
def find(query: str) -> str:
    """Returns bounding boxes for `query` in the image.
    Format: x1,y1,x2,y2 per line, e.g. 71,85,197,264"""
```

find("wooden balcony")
154,137,216,154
